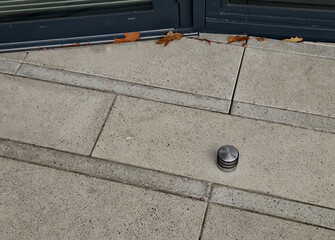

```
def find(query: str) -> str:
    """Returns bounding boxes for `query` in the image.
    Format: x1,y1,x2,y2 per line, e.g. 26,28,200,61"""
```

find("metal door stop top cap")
217,145,239,172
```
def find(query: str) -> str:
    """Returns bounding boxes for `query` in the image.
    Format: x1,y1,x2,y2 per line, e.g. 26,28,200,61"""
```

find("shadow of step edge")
16,63,230,113
1,138,334,230
210,184,335,230
0,138,208,200
0,58,21,74
231,101,335,135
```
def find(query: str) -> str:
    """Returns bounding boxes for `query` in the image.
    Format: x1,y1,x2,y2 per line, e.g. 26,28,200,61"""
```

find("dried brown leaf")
156,31,184,46
114,32,141,43
243,43,248,48
62,43,80,48
255,37,267,42
282,37,303,43
193,38,211,45
227,35,250,44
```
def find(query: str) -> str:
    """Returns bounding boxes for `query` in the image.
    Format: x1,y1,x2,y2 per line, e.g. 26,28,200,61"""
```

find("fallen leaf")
227,35,250,44
114,32,140,43
193,38,211,45
255,37,267,42
282,37,303,43
62,43,80,48
243,43,248,48
156,30,184,46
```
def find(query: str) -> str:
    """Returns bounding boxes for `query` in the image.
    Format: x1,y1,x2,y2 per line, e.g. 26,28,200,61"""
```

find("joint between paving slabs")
2,132,334,209
8,60,335,136
198,183,213,240
230,108,335,136
0,152,209,206
228,43,247,114
1,139,334,231
0,138,208,202
14,52,29,75
201,182,213,202
9,63,229,114
210,203,335,232
89,94,118,156
22,52,29,62
212,183,335,211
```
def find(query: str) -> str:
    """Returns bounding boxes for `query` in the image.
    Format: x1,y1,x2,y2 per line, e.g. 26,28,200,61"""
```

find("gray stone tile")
0,74,114,154
231,101,335,134
0,59,21,74
25,39,243,99
248,37,335,59
235,48,335,118
303,41,335,48
17,63,230,113
201,204,335,240
0,157,206,240
0,51,26,62
210,185,335,230
0,139,209,200
92,96,335,209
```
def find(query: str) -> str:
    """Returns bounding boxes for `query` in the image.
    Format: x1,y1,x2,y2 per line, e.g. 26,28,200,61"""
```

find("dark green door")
0,0,194,51
1,0,335,51
205,0,335,41
230,0,335,10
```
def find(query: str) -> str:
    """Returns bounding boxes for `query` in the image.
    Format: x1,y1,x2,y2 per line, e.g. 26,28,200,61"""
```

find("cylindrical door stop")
217,145,239,172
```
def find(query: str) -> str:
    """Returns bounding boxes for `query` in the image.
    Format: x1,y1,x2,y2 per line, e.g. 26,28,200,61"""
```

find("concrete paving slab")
0,74,115,154
201,204,335,240
235,48,335,118
304,41,335,48
210,185,335,229
0,157,206,240
248,37,335,59
231,101,335,134
93,96,335,209
0,139,209,200
0,51,26,62
0,59,21,74
1,138,333,228
17,63,230,113
25,38,243,99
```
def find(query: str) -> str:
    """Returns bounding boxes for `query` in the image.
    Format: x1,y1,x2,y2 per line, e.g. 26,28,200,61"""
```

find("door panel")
0,0,181,51
2,0,335,51
0,0,153,23
205,0,335,41
229,0,335,10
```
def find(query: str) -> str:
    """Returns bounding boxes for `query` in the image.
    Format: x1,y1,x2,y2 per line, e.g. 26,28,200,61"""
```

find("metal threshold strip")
0,28,198,53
